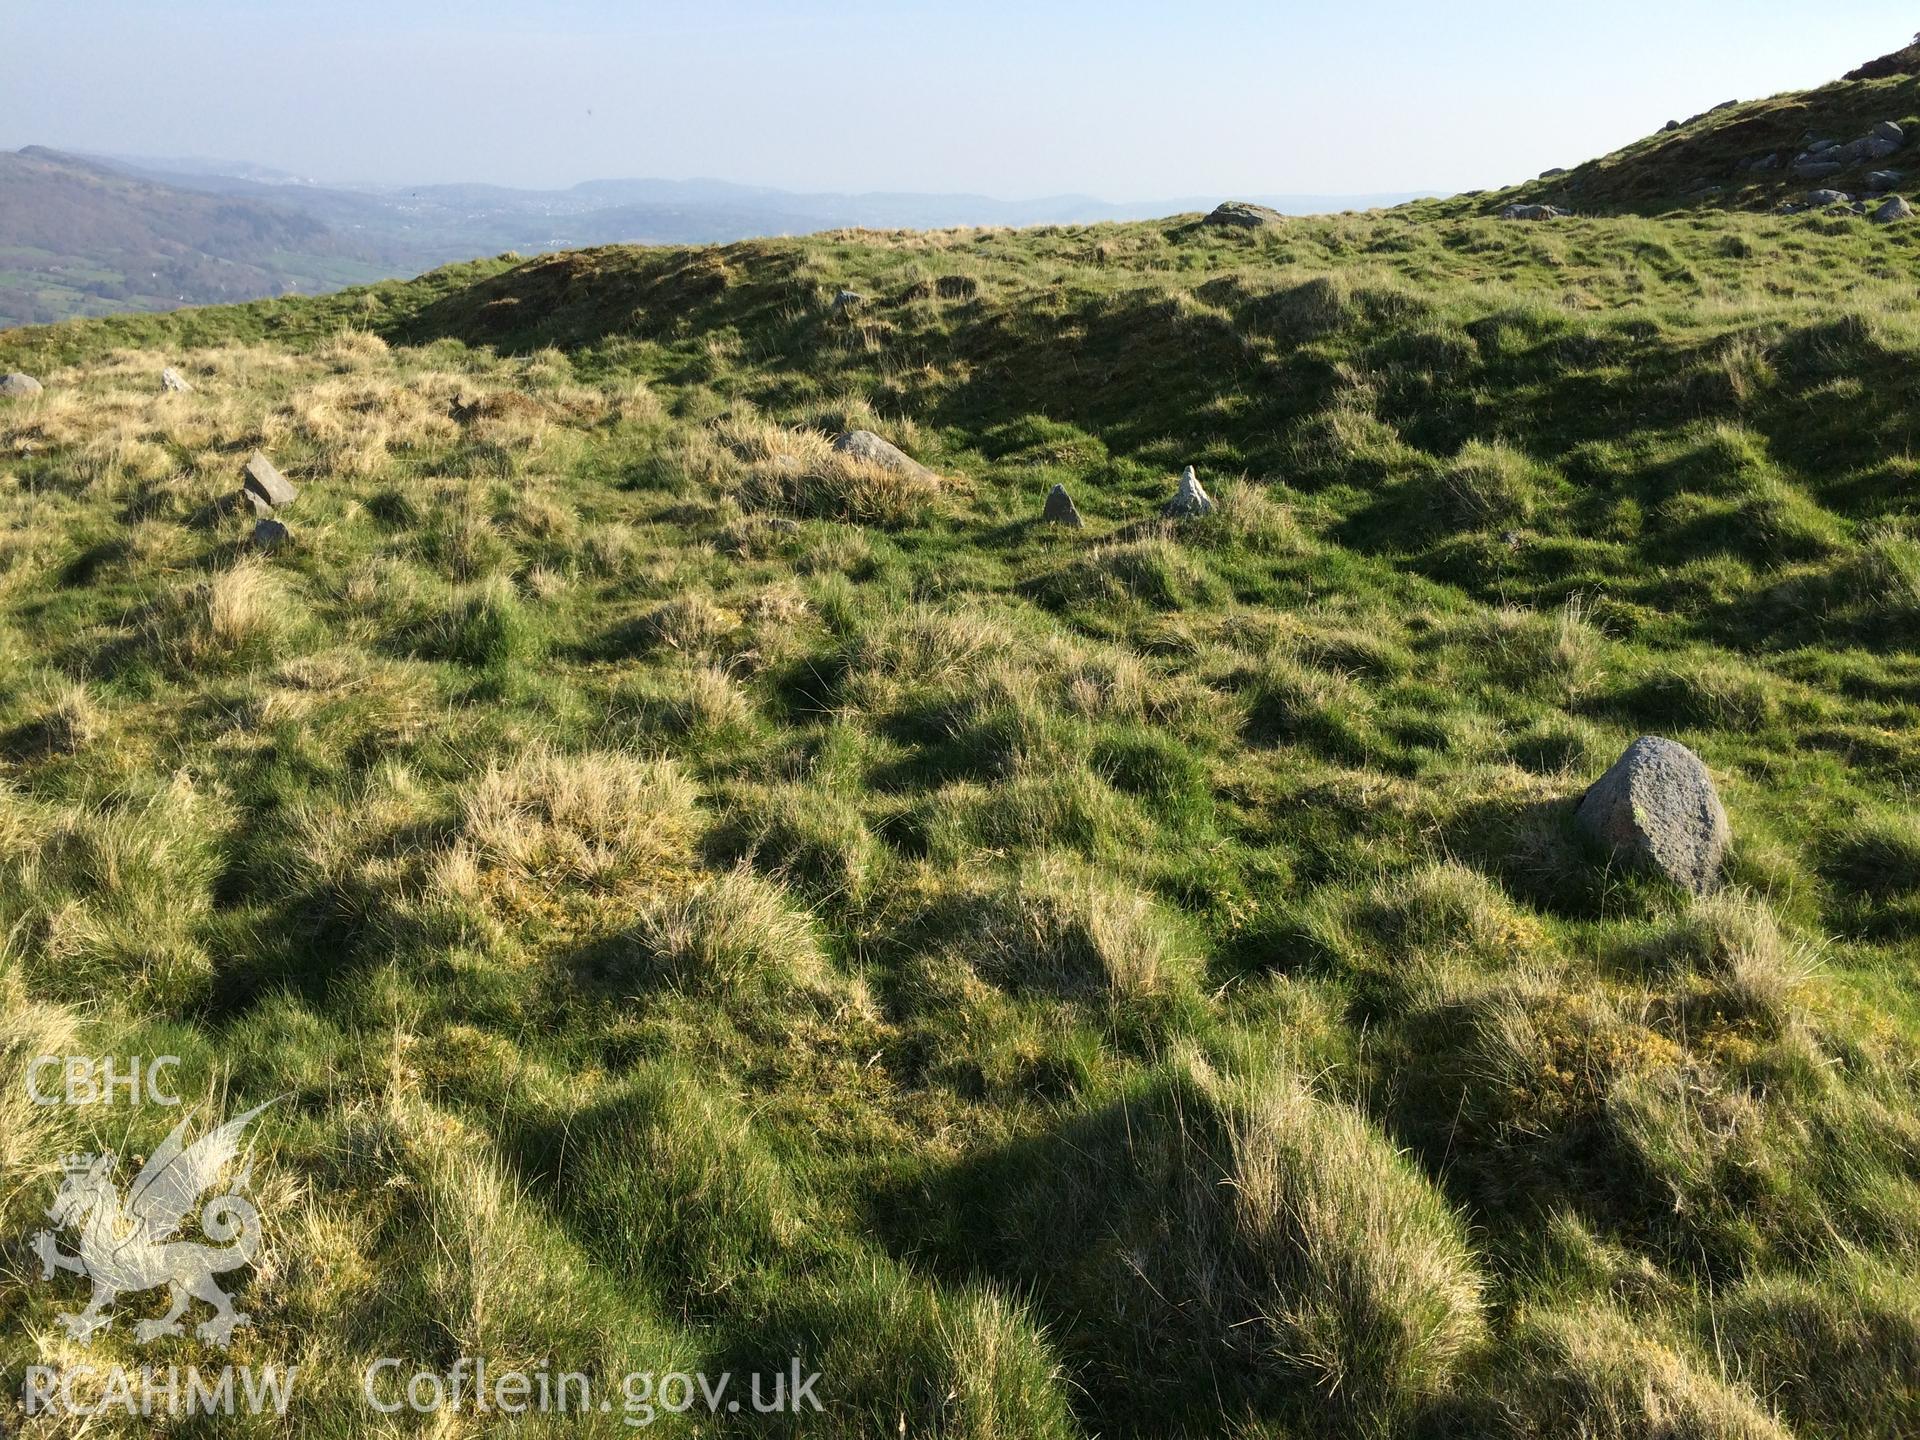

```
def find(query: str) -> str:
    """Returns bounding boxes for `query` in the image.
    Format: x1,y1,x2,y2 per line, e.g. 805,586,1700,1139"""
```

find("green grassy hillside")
2,206,1919,1437
1447,44,1920,216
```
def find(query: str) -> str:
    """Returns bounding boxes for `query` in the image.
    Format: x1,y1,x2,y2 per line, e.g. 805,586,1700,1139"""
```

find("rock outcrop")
832,430,934,478
1500,204,1567,221
1203,201,1284,229
1575,736,1731,895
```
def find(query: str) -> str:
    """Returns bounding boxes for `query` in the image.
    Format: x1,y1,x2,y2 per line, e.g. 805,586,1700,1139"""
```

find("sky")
5,2,1918,200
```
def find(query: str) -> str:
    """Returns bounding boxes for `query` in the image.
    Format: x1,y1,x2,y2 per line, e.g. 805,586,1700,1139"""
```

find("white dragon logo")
30,1101,273,1348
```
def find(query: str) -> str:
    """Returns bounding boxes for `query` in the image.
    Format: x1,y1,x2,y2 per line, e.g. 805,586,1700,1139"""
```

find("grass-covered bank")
2,206,1919,1437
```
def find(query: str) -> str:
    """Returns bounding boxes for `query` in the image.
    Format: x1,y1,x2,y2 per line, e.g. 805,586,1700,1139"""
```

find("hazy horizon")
7,2,1917,201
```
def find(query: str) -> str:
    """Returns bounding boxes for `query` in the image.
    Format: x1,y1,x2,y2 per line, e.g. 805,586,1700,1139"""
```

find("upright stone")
0,373,43,398
1042,483,1083,528
161,367,193,393
241,452,298,510
1575,736,1731,895
1162,466,1214,518
831,429,934,478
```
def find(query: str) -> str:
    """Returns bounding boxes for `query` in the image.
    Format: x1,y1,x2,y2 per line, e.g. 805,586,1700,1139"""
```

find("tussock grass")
4,203,1920,1436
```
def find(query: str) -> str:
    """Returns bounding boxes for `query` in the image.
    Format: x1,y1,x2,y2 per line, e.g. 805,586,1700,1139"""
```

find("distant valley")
0,146,1431,327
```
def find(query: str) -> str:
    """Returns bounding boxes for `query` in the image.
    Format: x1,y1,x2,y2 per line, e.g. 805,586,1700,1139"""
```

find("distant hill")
1443,41,1920,216
1,145,1432,328
0,148,392,327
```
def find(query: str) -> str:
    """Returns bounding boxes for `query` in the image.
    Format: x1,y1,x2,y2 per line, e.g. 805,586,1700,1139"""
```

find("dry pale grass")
711,415,939,526
1495,1305,1791,1439
455,745,698,891
953,860,1196,1000
1221,1064,1487,1421
153,556,287,670
628,864,826,997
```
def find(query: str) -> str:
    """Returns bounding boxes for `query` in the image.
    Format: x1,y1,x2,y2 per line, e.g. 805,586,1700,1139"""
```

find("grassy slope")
2,209,1920,1437
1438,62,1920,216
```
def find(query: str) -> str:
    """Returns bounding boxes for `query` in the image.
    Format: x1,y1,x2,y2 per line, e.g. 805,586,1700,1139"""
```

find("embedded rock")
1873,195,1914,224
250,518,290,551
831,430,934,478
1575,736,1731,895
1162,466,1214,518
1500,203,1566,220
1203,201,1284,229
1042,483,1083,528
161,367,192,393
0,373,43,398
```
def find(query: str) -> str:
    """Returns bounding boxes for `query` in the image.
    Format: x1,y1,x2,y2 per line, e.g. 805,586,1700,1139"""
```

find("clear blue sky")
6,2,1917,197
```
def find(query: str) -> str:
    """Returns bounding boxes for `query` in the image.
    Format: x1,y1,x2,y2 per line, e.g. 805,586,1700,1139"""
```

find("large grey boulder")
1806,188,1852,207
1042,483,1083,528
1866,169,1906,190
831,429,934,478
1162,466,1214,518
1873,195,1915,224
241,452,298,512
1575,736,1730,895
1203,201,1284,229
0,373,43,398
1500,203,1566,220
1871,120,1905,146
1792,158,1845,180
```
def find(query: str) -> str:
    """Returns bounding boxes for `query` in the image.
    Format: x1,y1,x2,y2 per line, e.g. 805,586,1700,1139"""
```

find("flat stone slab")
242,452,298,509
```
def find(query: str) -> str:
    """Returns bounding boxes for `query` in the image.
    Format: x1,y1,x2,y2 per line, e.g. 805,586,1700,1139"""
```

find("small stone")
1042,483,1083,528
1662,120,1680,133
1873,195,1914,224
1575,736,1731,895
831,430,934,478
161,367,192,393
1162,466,1214,518
250,518,290,551
0,373,43,398
241,451,298,510
1806,189,1852,208
830,289,863,313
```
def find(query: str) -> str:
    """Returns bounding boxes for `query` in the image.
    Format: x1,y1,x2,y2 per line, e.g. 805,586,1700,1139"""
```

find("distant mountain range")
0,145,1434,328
